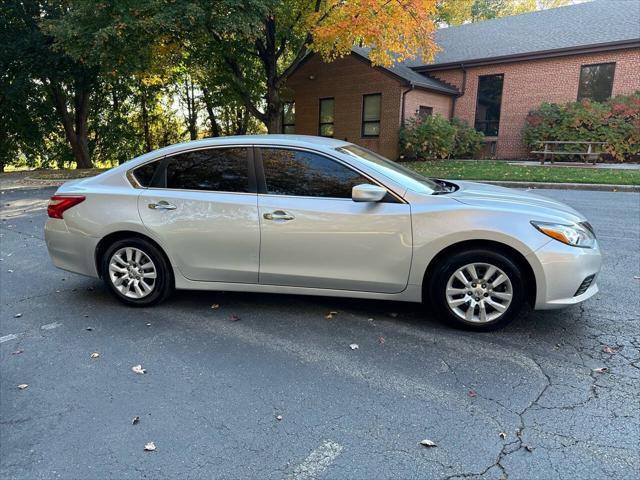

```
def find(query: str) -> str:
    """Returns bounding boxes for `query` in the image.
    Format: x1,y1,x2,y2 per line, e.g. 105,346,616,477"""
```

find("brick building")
285,0,640,160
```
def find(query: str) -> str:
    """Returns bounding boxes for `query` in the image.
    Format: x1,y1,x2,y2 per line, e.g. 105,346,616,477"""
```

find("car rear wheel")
428,249,525,331
102,238,173,307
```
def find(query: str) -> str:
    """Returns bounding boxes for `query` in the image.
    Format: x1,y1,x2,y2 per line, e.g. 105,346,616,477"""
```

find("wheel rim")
108,247,157,299
445,262,513,323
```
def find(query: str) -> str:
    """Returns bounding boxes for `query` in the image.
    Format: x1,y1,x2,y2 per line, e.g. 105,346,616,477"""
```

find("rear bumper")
529,240,602,310
45,218,100,278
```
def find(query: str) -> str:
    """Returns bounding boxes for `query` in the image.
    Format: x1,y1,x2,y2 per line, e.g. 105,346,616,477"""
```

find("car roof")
110,135,353,172
154,135,349,153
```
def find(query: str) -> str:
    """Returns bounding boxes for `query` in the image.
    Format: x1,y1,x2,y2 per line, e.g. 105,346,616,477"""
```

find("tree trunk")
202,87,221,137
184,77,198,140
139,86,153,152
261,17,283,134
48,81,93,169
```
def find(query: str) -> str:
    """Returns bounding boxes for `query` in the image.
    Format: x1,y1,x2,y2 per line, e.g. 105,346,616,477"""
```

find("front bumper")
45,218,100,278
528,239,602,310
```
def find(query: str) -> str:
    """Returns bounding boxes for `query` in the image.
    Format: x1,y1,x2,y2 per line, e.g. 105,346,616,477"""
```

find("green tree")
2,1,100,169
437,0,573,25
49,0,441,134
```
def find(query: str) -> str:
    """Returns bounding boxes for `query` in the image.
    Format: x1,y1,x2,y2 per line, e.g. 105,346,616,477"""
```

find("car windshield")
336,145,442,194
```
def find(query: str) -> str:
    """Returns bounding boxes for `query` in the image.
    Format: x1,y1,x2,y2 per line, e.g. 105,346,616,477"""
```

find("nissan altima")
45,135,601,330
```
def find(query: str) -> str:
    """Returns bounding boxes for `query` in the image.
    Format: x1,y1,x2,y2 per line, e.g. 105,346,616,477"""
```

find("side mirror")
352,184,387,202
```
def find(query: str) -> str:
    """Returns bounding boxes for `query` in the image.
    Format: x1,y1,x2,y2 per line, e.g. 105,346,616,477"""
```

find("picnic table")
531,141,607,165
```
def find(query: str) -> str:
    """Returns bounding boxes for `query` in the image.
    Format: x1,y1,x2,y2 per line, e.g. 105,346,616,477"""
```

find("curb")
476,180,639,192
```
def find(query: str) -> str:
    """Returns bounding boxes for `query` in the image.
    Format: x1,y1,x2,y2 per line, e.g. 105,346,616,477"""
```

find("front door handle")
263,210,295,221
148,200,177,210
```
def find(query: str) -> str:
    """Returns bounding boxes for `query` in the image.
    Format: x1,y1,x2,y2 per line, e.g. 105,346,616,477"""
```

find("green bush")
522,91,640,162
399,114,483,160
451,117,485,158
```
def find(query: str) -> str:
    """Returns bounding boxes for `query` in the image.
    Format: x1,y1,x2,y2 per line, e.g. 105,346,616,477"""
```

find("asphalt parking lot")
1,185,639,480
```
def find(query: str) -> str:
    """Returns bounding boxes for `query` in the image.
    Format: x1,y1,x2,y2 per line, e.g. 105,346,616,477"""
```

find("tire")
427,249,526,331
101,237,173,307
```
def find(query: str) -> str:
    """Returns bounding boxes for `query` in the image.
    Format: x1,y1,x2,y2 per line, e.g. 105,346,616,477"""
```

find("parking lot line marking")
0,333,19,343
41,322,62,330
287,440,343,480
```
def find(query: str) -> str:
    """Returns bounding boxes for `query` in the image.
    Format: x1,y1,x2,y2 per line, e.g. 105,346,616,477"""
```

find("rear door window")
164,147,250,192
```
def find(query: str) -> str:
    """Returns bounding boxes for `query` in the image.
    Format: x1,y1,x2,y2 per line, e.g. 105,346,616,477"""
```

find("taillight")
47,195,86,219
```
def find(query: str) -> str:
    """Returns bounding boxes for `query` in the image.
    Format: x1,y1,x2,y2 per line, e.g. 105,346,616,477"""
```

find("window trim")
361,93,382,138
474,73,504,137
253,145,404,203
127,145,257,195
576,62,616,102
318,97,335,137
418,106,433,119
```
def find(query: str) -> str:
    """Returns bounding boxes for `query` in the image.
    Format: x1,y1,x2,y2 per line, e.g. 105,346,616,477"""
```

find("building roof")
351,47,460,94
358,0,640,72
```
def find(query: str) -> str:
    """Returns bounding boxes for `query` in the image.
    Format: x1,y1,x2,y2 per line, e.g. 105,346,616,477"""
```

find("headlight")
531,221,596,248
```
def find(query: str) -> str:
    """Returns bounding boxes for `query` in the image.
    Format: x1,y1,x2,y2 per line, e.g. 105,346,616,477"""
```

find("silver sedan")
45,135,601,331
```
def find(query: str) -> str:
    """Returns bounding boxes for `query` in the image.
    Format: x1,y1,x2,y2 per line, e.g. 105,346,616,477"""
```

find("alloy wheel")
445,262,513,323
108,247,157,299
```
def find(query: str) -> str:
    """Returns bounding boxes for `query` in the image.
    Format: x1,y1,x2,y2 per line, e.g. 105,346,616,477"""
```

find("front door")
137,146,260,283
256,147,412,293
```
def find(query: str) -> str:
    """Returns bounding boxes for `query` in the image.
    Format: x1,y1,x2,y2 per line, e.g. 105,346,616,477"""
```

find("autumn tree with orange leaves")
51,0,441,134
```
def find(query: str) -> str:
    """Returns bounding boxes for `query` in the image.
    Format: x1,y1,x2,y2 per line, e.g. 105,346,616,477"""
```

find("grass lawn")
405,160,640,186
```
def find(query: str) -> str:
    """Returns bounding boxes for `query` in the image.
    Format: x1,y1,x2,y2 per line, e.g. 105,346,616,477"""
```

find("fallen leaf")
468,390,477,397
602,345,619,354
144,441,156,452
90,352,100,359
349,343,359,350
132,365,146,375
499,432,507,440
211,304,220,310
634,276,640,280
83,314,89,318
12,349,23,355
230,314,240,322
524,445,533,452
378,336,385,345
7,269,14,273
146,323,151,327
276,415,283,421
592,367,608,374
85,327,93,331
14,313,22,318
419,439,437,447
389,312,399,318
132,416,140,425
17,384,28,390
325,311,338,320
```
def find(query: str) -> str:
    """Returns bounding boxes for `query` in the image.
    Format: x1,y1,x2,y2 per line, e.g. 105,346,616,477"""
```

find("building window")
418,106,433,119
283,102,295,134
318,98,334,137
577,63,615,102
362,94,381,137
474,74,503,136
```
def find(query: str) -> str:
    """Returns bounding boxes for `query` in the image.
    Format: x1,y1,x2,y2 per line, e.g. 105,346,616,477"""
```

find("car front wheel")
102,238,173,307
428,249,526,331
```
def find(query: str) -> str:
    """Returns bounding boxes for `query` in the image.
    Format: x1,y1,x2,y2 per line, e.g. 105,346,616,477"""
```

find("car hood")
447,180,584,223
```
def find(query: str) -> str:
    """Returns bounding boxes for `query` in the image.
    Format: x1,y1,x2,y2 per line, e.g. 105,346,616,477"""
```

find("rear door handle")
263,210,294,221
148,201,177,210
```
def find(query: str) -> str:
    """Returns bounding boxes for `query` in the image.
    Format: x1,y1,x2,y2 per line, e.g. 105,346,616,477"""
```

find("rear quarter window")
132,161,160,187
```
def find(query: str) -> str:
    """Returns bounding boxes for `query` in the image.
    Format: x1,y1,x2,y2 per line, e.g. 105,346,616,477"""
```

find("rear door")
136,146,260,283
256,147,412,293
